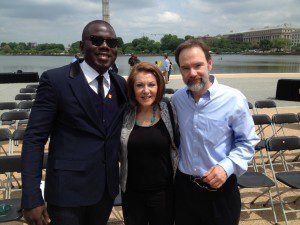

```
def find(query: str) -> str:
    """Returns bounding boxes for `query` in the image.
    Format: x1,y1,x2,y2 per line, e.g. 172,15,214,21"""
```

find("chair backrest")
252,114,272,125
0,154,48,173
17,101,34,110
20,88,36,93
0,102,18,110
26,84,39,89
255,100,277,109
266,136,300,152
11,129,26,141
248,102,253,110
15,94,33,101
0,128,11,141
164,88,175,94
272,113,299,124
0,111,29,121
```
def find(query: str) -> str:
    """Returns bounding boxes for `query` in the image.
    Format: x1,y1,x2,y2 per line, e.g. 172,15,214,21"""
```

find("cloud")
0,0,299,45
157,11,182,23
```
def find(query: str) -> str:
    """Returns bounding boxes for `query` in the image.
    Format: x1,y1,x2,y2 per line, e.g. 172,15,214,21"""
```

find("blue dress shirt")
172,75,259,178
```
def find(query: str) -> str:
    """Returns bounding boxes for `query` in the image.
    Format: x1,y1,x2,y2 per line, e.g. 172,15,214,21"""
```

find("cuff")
218,158,235,177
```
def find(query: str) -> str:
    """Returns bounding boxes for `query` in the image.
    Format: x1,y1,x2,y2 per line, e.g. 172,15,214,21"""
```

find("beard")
187,75,209,92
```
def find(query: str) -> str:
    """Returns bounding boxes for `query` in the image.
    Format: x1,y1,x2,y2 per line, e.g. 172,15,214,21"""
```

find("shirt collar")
80,60,110,84
185,75,219,100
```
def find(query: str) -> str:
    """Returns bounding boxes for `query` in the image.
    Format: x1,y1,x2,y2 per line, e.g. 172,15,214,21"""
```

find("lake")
0,54,300,76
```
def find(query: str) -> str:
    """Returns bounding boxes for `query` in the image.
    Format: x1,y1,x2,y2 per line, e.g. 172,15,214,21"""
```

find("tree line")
1,35,299,55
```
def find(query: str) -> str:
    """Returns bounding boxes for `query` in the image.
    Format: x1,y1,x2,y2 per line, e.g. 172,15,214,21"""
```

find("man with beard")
171,39,259,225
21,20,127,225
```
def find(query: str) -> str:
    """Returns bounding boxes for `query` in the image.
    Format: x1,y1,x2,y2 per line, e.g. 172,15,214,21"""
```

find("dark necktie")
96,75,104,99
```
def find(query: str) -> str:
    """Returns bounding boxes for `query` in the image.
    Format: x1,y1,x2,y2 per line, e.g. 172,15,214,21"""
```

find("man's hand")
203,165,228,189
23,205,51,225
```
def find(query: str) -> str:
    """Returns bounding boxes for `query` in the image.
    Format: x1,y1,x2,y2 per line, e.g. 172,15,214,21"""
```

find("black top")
127,119,173,191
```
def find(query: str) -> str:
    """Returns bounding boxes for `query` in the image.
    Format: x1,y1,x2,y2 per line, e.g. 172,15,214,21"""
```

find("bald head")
82,20,116,41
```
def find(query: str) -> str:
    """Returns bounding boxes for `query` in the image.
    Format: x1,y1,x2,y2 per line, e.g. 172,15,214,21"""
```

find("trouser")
162,71,168,84
175,170,241,225
47,187,114,225
121,187,174,225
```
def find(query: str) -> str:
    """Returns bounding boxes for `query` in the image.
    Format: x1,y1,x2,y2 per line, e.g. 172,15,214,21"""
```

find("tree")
2,44,12,54
184,35,194,40
272,38,292,52
117,37,124,48
68,41,80,55
292,44,300,53
160,34,184,53
259,39,272,52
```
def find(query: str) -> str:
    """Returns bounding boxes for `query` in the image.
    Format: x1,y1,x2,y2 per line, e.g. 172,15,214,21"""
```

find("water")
0,55,300,76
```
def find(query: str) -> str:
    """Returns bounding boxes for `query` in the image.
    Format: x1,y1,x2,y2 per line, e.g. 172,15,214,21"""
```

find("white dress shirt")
80,60,110,97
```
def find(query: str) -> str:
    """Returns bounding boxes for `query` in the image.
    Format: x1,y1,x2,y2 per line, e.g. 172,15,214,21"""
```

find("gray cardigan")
120,101,179,192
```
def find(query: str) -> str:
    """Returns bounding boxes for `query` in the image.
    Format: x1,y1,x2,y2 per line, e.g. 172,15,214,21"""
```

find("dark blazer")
21,61,127,209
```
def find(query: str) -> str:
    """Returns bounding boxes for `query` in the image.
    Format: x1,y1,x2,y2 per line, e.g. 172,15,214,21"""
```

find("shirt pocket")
203,118,229,148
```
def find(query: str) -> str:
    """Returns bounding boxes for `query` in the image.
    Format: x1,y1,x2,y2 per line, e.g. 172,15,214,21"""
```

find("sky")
1,0,300,46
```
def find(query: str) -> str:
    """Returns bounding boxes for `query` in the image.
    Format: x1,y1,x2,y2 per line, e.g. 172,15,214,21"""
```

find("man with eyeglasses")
171,39,259,225
21,20,127,225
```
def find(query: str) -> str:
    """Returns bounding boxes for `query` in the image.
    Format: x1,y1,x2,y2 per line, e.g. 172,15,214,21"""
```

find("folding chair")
15,94,34,101
0,128,11,156
17,101,33,110
266,136,300,225
0,102,18,127
164,88,175,94
248,101,255,114
26,84,39,89
19,88,36,93
0,102,17,111
238,140,279,225
251,114,275,169
272,113,299,136
10,129,25,155
0,111,29,130
271,113,300,167
255,100,278,115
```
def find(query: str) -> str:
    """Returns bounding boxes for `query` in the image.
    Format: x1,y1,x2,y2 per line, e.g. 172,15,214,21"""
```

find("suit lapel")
68,61,106,136
106,70,128,136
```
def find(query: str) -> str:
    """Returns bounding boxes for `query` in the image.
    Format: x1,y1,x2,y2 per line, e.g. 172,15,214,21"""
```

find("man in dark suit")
21,20,127,225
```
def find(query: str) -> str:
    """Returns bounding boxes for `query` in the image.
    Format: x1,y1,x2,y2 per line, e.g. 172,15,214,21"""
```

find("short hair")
127,62,165,107
175,39,211,66
81,20,116,40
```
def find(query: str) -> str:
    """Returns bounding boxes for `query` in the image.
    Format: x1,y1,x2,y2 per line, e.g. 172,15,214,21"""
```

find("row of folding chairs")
238,136,300,225
0,154,123,224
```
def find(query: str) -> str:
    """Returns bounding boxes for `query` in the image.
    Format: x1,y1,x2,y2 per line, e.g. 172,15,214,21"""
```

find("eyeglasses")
89,35,118,48
192,177,217,192
0,204,12,217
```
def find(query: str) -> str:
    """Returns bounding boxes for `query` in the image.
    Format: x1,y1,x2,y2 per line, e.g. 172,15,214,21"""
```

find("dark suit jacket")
21,61,127,209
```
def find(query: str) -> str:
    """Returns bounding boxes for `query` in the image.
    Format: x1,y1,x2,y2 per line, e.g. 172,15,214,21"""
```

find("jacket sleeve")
21,71,58,209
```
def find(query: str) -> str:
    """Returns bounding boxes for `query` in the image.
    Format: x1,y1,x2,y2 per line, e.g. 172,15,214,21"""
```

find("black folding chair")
266,136,300,225
17,101,33,110
0,111,29,130
251,114,276,169
271,113,300,167
238,170,278,224
26,84,39,89
19,88,36,93
15,94,34,101
0,102,18,126
164,88,175,95
0,128,11,156
255,100,278,115
0,102,17,111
